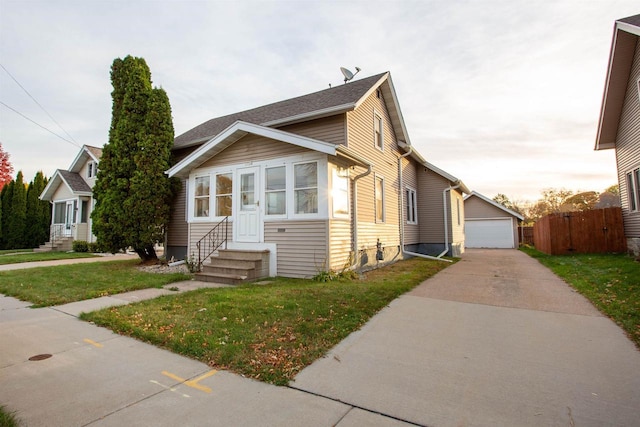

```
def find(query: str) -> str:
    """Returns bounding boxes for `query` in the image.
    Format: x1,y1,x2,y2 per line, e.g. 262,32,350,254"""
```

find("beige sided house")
595,14,640,256
39,145,101,251
166,72,468,280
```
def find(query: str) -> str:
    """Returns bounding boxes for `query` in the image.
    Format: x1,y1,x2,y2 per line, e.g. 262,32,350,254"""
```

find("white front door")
64,201,74,237
235,167,261,242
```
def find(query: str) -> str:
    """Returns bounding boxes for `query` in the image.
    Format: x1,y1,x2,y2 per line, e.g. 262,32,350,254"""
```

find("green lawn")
0,260,191,307
82,257,451,385
0,251,98,265
0,405,21,427
0,249,32,255
521,247,640,348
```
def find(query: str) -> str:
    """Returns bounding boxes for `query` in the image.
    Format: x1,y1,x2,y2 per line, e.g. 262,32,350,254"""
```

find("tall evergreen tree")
7,171,26,249
0,180,13,249
92,55,175,261
25,171,50,247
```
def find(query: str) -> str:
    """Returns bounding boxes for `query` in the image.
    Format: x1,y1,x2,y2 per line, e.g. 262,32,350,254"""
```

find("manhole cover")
28,354,52,361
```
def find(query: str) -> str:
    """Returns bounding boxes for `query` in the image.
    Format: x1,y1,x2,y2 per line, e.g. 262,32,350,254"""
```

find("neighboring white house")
39,145,102,248
595,13,640,256
464,191,523,249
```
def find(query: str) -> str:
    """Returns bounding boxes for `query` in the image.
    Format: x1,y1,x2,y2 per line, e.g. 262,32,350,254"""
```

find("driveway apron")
291,249,640,427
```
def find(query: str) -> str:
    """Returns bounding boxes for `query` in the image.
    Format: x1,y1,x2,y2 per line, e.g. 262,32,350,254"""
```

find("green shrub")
72,240,89,252
87,242,102,253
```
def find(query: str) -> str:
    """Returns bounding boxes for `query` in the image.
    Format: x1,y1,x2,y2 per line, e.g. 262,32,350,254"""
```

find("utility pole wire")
0,100,81,148
0,63,79,145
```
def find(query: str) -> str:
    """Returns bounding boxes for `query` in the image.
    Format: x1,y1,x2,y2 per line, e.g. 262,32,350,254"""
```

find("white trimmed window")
215,173,232,217
194,176,210,217
627,167,640,212
87,161,97,179
332,168,349,217
294,162,318,214
375,175,385,222
266,166,286,216
374,112,383,150
406,187,417,224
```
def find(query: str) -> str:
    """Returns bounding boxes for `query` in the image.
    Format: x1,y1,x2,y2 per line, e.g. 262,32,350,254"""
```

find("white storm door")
235,167,261,242
64,201,74,236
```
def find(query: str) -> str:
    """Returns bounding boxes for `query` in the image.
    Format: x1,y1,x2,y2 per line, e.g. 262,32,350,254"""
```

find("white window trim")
292,160,320,218
627,166,640,212
192,174,212,220
214,172,233,218
375,174,385,223
406,186,417,224
265,165,287,219
87,161,97,179
374,110,383,151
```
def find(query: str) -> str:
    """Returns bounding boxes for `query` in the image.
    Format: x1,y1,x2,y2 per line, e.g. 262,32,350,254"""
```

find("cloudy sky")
0,0,637,202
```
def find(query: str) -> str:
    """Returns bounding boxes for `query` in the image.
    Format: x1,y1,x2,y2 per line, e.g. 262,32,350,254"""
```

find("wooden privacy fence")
518,226,534,246
533,207,626,255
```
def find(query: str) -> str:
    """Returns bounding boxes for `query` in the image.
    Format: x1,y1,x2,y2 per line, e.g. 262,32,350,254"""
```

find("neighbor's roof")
174,72,410,149
464,191,524,220
595,14,640,150
39,169,92,201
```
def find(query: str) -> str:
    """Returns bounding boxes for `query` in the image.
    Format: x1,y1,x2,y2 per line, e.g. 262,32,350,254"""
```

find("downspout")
398,142,451,263
437,184,460,258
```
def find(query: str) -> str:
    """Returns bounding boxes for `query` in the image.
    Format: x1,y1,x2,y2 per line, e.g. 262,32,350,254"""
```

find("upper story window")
294,162,318,214
374,112,383,151
87,161,97,179
194,176,210,217
375,175,385,222
406,187,417,224
216,173,233,216
627,167,640,212
266,166,286,215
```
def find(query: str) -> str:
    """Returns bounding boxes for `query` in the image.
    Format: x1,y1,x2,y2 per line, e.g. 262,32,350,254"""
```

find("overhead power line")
0,63,80,145
0,100,81,148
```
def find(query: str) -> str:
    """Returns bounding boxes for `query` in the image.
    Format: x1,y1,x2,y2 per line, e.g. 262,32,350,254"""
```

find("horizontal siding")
329,218,352,270
51,183,74,201
402,158,420,245
347,88,402,250
616,41,640,237
167,179,188,246
79,159,97,190
465,196,513,219
418,170,447,242
279,115,346,145
264,220,327,278
199,134,310,169
188,220,233,261
450,190,465,245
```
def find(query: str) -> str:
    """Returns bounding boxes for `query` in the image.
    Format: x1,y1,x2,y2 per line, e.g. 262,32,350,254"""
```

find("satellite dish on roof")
340,66,361,83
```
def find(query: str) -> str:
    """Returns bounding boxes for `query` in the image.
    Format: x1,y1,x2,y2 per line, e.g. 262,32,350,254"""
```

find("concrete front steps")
34,237,73,252
195,249,270,285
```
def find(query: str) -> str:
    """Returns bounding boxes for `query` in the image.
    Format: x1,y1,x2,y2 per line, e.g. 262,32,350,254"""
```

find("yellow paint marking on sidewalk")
161,370,217,393
83,339,103,348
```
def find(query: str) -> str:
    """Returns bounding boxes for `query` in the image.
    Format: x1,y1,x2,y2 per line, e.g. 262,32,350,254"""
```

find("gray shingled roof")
174,72,388,149
59,170,92,193
619,14,640,26
86,145,103,160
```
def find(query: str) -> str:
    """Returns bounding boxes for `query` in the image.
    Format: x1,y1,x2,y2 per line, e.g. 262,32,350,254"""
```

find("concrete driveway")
291,249,640,427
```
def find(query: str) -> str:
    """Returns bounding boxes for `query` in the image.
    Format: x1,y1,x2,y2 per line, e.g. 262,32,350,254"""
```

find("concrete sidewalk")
291,249,640,427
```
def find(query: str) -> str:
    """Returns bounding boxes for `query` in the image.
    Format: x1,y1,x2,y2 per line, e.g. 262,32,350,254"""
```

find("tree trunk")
135,245,157,262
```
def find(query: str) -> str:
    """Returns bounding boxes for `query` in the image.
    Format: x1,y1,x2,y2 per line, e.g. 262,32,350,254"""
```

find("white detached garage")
464,192,524,249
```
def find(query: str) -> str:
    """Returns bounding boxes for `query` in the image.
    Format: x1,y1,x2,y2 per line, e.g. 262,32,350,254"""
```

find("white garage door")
465,218,515,248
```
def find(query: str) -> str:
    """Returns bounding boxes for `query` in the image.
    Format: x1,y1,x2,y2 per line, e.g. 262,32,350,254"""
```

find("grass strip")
0,260,191,307
0,405,21,427
82,258,451,385
520,246,640,348
0,251,98,265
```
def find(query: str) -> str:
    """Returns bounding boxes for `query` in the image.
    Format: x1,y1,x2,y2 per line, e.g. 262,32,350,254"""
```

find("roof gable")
173,72,413,149
40,169,92,201
424,161,470,194
167,121,371,179
463,191,524,220
69,145,102,173
595,14,640,150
